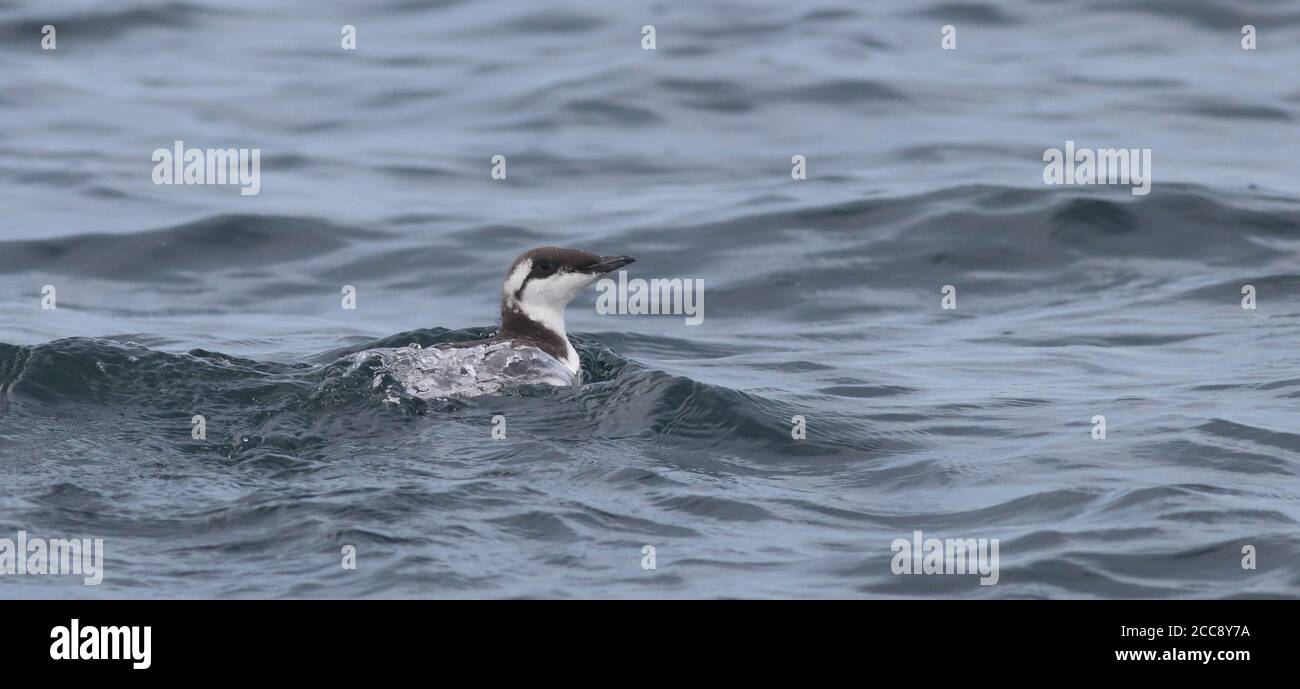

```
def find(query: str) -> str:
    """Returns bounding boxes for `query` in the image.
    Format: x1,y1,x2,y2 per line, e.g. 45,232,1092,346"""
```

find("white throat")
502,260,589,373
517,299,579,372
516,299,567,340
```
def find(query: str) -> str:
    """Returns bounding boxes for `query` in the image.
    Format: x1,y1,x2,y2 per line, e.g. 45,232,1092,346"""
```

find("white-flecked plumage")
354,341,578,400
353,248,635,400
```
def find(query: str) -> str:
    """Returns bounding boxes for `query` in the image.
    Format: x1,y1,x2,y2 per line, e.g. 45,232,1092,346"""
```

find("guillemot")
356,247,635,399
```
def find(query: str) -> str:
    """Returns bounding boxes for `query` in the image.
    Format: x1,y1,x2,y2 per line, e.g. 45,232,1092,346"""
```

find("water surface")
1,0,1298,598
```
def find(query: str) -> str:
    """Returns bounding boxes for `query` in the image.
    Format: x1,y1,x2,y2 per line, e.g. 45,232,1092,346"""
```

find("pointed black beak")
588,255,636,273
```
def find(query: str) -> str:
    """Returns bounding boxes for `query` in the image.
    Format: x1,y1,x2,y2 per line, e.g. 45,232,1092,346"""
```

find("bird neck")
500,299,577,372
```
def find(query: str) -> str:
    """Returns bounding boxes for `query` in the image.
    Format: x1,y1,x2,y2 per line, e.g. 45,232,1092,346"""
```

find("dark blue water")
1,0,1298,598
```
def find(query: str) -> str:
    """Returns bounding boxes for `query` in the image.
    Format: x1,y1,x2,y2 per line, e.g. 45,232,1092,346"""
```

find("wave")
0,215,386,281
0,331,893,472
0,2,225,43
3,185,1294,283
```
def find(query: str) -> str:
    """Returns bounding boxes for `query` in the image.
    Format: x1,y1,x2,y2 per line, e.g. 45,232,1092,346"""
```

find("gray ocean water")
1,0,1298,598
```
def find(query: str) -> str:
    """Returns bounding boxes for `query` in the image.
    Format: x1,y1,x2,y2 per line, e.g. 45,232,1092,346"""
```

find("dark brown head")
499,247,635,345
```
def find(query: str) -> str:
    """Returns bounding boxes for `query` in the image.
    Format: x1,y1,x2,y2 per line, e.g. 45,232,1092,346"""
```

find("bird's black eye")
536,261,554,273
